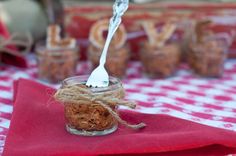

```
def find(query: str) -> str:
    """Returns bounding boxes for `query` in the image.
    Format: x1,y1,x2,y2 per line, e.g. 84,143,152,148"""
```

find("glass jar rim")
62,75,122,93
141,42,180,56
35,41,78,56
88,44,129,57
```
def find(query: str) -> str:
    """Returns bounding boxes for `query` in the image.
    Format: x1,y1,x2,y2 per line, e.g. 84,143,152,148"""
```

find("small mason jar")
36,43,79,83
187,35,228,77
61,75,124,136
140,41,181,78
88,45,130,78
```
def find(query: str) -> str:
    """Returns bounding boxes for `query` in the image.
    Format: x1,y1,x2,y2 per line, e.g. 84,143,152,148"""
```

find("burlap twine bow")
54,85,146,130
0,33,33,61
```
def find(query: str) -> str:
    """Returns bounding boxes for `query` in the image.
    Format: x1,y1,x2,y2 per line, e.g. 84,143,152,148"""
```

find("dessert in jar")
54,1,145,136
88,19,130,78
54,76,145,136
140,21,181,78
187,20,230,77
36,25,78,83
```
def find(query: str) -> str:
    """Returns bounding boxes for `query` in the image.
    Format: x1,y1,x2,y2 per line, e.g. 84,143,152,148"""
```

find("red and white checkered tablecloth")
0,56,236,155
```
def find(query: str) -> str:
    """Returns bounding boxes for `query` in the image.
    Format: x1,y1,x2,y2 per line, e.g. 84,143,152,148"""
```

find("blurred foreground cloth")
0,0,47,41
0,18,28,67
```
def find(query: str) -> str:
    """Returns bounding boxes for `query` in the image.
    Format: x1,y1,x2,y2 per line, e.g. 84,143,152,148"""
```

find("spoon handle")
99,0,129,66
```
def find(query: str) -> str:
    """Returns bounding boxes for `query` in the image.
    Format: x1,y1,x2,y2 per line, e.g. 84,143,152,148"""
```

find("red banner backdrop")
64,2,236,60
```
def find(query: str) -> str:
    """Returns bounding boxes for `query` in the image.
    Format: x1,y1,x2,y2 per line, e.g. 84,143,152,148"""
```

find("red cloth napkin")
0,19,27,68
3,79,236,156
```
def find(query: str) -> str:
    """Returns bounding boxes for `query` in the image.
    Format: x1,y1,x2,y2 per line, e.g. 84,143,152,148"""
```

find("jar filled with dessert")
36,25,79,83
54,75,145,136
140,21,181,78
187,20,231,77
88,19,130,78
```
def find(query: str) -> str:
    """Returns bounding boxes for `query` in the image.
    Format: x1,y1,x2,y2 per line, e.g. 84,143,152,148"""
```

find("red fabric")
0,19,27,68
3,79,236,156
0,20,9,39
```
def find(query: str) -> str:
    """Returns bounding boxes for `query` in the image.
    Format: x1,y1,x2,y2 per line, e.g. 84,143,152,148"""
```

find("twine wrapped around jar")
54,84,146,130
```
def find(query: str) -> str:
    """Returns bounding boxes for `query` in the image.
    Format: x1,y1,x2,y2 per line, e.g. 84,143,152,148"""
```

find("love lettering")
89,19,177,48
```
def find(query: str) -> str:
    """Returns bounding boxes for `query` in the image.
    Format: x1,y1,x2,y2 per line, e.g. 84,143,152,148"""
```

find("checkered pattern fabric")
0,56,236,155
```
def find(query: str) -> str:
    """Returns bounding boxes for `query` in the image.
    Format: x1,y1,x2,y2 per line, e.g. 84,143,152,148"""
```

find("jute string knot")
0,32,33,60
54,85,146,130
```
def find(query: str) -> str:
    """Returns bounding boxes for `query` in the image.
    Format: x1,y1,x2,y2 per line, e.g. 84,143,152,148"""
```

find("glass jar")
88,45,130,78
61,75,124,136
36,43,79,83
140,41,181,78
187,35,228,77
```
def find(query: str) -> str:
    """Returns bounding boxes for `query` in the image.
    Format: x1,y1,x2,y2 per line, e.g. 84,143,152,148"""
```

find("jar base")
66,124,118,136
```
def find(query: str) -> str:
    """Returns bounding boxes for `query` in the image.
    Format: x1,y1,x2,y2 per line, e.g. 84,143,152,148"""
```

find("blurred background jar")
36,43,79,83
140,41,181,78
140,21,181,78
186,20,234,77
187,34,230,78
87,19,130,78
88,45,130,78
